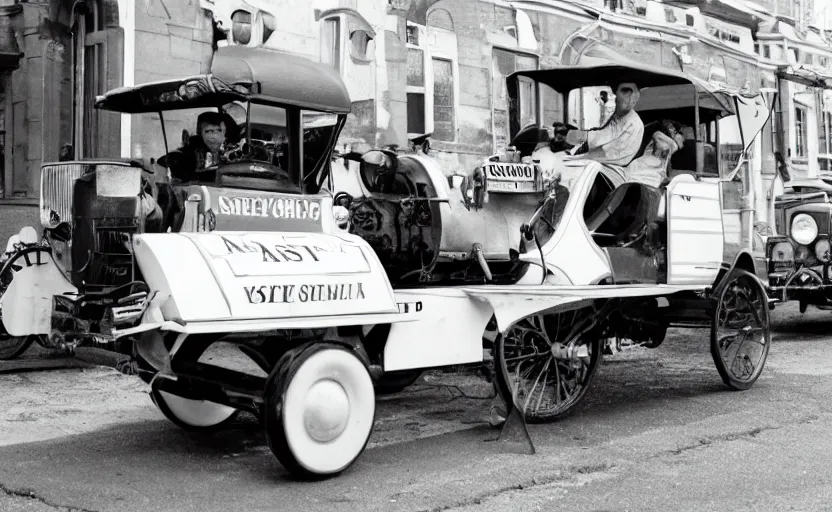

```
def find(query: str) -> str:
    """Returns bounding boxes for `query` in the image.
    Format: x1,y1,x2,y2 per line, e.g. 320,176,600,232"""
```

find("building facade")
2,0,832,243
0,0,216,244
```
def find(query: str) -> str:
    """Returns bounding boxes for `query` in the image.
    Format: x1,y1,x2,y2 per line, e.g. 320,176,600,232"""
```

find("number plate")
487,180,538,192
482,162,540,193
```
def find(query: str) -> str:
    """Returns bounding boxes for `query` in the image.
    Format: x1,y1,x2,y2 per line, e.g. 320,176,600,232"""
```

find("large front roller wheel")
495,309,603,423
264,343,375,479
711,269,771,390
150,382,240,431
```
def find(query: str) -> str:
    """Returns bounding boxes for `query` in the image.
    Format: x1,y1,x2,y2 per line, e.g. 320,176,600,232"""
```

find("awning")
777,65,832,89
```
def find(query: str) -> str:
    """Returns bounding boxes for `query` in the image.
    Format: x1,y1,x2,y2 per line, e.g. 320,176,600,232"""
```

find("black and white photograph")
0,0,831,509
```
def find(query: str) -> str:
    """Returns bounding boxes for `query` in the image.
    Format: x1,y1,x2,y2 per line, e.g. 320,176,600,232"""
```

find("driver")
561,82,645,167
166,111,229,185
191,111,227,172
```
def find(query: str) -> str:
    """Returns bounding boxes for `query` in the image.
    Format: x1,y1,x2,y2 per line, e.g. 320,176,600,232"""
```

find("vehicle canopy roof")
506,44,761,120
93,46,352,114
506,45,770,148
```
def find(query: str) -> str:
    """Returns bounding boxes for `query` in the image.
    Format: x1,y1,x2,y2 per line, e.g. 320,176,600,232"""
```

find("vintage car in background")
767,174,832,311
0,44,773,479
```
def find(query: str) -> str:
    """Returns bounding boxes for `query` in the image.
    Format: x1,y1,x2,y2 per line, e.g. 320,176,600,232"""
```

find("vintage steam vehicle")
0,45,772,479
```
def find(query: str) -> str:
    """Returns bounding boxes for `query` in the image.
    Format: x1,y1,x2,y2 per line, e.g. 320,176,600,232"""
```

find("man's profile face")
200,122,225,152
614,84,638,115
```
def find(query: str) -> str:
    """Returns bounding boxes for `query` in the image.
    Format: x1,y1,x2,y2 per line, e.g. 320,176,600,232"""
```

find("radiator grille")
40,163,86,228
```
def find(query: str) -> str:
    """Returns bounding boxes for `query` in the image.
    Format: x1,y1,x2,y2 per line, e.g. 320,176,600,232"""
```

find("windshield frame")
154,99,347,195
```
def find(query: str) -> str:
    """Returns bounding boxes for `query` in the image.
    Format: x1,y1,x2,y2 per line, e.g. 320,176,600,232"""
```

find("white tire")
264,343,375,479
151,385,238,430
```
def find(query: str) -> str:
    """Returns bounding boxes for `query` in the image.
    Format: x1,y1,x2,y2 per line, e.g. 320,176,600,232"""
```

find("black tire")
374,370,423,395
711,269,771,390
494,310,603,423
263,342,375,480
0,334,36,360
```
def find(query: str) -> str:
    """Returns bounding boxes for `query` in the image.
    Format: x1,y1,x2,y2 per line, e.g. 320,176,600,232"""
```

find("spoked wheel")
711,269,771,390
150,381,240,431
264,342,375,479
495,308,603,423
0,247,51,360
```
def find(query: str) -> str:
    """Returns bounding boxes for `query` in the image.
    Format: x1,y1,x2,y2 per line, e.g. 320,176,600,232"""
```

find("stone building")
0,0,216,243
205,0,778,173
2,0,831,244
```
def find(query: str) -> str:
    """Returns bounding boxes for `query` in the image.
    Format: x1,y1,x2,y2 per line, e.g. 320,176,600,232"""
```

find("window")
432,58,454,141
350,30,372,61
795,105,808,159
320,18,341,71
820,111,832,170
405,21,458,140
231,10,252,45
492,48,538,152
718,114,744,177
406,48,426,134
406,23,427,135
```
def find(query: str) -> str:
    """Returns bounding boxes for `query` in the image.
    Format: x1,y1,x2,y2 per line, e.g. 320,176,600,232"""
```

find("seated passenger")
625,120,685,188
561,82,645,167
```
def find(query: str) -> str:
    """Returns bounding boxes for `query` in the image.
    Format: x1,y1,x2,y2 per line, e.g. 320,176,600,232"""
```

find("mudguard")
128,231,409,334
460,283,710,333
1,248,77,336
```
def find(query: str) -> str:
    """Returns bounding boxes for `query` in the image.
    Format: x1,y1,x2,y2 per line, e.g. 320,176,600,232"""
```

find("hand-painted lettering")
218,195,321,221
484,163,534,181
243,282,366,304
397,301,423,313
220,235,341,263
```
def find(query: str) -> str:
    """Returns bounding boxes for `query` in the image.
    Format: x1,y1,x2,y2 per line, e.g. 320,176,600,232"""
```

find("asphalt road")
2,302,832,512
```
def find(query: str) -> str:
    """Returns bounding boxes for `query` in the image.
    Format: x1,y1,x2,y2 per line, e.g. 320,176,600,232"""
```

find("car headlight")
791,214,818,245
816,238,831,263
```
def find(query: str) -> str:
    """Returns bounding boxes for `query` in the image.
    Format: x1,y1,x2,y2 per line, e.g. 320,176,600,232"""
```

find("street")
2,302,832,512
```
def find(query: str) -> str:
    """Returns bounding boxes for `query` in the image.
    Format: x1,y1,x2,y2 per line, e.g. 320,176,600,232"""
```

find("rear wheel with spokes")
494,307,602,423
711,269,771,390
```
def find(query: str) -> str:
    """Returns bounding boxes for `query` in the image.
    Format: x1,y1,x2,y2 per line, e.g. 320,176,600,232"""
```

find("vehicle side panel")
132,231,399,324
383,288,492,371
666,177,724,285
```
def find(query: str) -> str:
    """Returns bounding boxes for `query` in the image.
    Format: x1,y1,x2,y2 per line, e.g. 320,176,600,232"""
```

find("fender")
124,231,413,335
1,246,78,336
710,248,764,297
